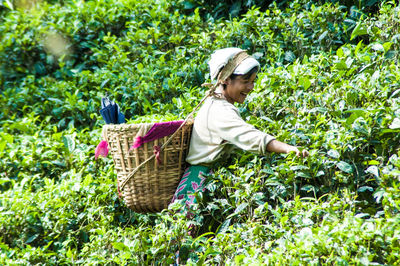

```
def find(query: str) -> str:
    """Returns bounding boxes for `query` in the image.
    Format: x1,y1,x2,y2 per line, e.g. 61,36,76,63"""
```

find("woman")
172,47,309,212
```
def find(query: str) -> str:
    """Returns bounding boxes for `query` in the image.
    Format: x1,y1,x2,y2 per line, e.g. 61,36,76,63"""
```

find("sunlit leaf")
389,118,400,129
337,161,353,173
328,149,340,159
351,22,368,40
366,166,379,178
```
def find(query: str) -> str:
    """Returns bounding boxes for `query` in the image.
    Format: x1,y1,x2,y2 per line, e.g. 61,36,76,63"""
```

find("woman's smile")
223,72,257,104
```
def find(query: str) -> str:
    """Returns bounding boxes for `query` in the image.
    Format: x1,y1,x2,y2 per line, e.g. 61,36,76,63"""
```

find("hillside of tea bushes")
1,0,399,264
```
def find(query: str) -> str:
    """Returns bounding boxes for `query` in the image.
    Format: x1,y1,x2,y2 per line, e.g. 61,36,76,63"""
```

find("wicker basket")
103,120,193,213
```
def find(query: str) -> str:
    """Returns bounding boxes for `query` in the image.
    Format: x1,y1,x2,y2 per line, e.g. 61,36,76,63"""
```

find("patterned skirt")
171,165,211,208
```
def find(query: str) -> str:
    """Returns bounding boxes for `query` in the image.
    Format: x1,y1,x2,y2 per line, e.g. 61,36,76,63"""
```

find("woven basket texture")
103,121,193,213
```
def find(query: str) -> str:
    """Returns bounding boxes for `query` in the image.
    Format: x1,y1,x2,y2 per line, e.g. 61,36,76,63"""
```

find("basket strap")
120,93,210,190
120,51,251,190
102,125,110,144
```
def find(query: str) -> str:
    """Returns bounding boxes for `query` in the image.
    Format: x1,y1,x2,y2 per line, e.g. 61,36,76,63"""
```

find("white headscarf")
208,47,260,81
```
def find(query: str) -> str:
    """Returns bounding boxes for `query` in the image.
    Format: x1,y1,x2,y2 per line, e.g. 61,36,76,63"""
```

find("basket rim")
103,120,193,130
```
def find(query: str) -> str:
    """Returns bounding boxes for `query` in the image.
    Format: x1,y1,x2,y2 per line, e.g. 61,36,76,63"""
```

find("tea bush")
1,0,399,264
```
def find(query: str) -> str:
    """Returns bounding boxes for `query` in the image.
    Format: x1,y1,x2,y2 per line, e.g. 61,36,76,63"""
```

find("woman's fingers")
287,145,309,157
293,147,309,157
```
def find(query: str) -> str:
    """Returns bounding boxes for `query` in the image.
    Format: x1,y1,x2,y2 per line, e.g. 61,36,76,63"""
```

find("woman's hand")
287,145,309,157
267,140,309,157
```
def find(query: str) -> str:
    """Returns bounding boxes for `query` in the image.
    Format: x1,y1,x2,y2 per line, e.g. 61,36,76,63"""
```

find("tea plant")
1,0,399,264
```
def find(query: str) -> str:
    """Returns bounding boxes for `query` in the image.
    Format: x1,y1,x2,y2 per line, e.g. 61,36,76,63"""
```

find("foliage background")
0,0,399,264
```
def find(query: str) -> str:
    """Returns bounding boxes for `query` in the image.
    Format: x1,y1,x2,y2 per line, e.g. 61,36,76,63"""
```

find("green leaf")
365,160,380,165
121,251,131,259
318,31,328,42
371,43,384,52
351,22,368,40
25,234,39,244
301,185,317,193
198,247,220,265
217,218,231,234
366,166,379,178
355,213,370,219
383,42,393,52
2,133,13,143
183,1,196,9
345,109,368,125
62,135,75,153
373,189,385,203
327,149,340,159
112,242,128,251
299,77,311,90
229,1,241,17
0,141,6,151
358,186,373,193
337,47,344,57
337,161,353,173
34,62,46,75
2,0,13,10
389,118,400,129
354,40,364,55
235,254,246,264
353,122,369,135
284,51,296,63
234,203,248,214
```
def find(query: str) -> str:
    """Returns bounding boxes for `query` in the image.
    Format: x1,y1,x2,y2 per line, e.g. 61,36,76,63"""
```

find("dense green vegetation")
1,0,399,264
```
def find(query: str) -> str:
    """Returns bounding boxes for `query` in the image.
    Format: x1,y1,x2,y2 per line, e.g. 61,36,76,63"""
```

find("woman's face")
223,72,257,104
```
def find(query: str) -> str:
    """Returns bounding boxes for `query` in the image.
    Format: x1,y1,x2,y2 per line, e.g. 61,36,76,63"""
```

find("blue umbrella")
100,96,125,124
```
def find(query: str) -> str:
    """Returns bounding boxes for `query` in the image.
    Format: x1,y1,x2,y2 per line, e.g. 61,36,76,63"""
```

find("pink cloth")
95,140,109,159
130,120,184,150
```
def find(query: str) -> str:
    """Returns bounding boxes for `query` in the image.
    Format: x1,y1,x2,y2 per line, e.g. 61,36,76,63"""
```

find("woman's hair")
222,66,259,90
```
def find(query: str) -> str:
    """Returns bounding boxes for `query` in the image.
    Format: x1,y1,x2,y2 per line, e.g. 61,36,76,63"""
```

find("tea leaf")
337,161,353,173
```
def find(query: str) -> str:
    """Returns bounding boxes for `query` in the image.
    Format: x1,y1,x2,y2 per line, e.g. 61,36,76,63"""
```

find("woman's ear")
220,78,230,90
222,77,231,85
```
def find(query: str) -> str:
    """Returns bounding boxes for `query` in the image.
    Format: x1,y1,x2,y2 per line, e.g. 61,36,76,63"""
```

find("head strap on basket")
202,51,250,96
217,51,250,83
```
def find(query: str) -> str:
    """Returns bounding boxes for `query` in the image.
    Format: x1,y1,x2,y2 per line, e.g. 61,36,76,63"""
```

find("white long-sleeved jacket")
186,96,275,165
